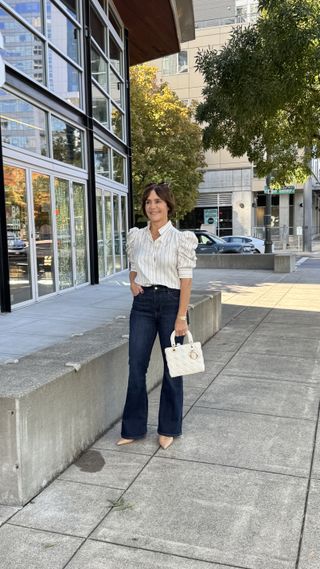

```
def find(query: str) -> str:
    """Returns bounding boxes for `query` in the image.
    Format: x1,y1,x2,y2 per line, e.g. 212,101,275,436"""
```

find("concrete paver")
92,458,307,569
1,251,320,568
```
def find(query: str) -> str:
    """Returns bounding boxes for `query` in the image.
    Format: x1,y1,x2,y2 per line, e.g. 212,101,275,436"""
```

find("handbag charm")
165,330,205,378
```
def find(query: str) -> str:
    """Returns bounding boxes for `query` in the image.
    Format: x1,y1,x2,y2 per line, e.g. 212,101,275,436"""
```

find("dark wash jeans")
121,285,184,439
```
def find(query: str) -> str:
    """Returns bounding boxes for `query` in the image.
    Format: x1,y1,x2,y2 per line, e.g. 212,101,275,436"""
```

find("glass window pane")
55,177,73,289
113,150,125,184
46,0,79,63
51,116,83,167
3,1,42,32
111,104,123,140
109,35,122,75
91,47,108,91
4,165,32,304
92,84,109,127
94,138,110,177
90,7,106,52
0,89,48,156
60,0,78,20
96,191,105,278
110,68,123,107
105,192,113,274
108,7,122,38
32,172,55,296
73,182,88,285
178,51,188,73
113,194,121,271
48,48,81,108
0,7,45,83
121,195,127,269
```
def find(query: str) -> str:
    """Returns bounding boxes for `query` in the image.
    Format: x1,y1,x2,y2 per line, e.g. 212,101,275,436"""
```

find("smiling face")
144,190,169,226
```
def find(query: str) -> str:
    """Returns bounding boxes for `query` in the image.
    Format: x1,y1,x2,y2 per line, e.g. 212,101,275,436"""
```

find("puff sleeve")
126,227,140,271
177,231,198,278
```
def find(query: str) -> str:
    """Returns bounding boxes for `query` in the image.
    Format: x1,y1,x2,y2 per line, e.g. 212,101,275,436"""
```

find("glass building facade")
0,0,129,309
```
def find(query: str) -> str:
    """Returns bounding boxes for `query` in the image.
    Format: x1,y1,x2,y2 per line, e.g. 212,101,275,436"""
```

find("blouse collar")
147,220,172,237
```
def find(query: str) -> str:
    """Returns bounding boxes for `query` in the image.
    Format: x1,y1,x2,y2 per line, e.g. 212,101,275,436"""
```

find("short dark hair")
141,182,176,217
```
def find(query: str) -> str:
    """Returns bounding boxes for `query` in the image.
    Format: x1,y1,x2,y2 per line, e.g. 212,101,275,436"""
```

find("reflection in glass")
48,48,81,108
92,84,109,127
111,104,123,140
94,138,110,178
4,165,32,304
73,183,88,285
110,68,123,107
3,1,42,31
108,7,122,38
0,89,48,156
121,195,128,269
60,0,78,20
0,7,44,83
55,178,73,289
46,0,79,63
52,116,83,167
113,150,125,184
91,47,108,91
109,35,122,75
90,7,106,51
105,192,114,274
32,172,55,296
113,194,121,271
96,191,105,278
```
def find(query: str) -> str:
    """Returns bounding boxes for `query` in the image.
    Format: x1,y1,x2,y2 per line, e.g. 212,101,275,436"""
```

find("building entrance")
4,163,89,306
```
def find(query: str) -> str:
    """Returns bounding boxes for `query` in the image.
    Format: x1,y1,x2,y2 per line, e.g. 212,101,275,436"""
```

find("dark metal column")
83,0,99,284
124,29,134,228
0,123,11,312
264,173,273,253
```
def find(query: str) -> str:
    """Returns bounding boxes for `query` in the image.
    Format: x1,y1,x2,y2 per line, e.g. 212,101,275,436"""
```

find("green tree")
130,65,206,220
195,0,320,184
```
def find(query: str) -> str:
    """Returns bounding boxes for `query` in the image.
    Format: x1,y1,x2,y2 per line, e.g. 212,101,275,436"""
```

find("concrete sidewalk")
0,258,320,568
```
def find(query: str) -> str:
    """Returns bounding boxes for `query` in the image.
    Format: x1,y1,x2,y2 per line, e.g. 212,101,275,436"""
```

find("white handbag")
165,330,205,378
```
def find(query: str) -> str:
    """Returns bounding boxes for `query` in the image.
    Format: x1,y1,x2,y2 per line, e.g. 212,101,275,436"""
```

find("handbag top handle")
170,330,194,348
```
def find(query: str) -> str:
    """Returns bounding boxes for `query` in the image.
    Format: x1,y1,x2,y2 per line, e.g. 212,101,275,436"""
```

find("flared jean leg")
157,305,184,437
121,299,157,439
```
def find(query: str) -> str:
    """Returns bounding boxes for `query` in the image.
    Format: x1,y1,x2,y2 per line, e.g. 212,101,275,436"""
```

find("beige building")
153,0,312,245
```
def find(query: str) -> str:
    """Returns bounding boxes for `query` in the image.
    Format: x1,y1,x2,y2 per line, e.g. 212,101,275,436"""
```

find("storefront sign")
204,208,218,225
264,186,296,195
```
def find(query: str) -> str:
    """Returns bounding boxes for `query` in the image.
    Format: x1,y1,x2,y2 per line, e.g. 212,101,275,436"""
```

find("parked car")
7,231,26,251
222,235,274,254
190,230,253,254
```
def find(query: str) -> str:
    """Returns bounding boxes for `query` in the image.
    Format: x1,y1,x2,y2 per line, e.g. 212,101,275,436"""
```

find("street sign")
264,186,296,195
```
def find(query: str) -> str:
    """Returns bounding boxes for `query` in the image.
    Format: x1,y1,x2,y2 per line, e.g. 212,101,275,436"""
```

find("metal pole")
264,173,273,253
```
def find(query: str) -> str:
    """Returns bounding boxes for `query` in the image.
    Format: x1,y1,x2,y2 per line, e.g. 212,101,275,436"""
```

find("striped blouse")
127,221,198,289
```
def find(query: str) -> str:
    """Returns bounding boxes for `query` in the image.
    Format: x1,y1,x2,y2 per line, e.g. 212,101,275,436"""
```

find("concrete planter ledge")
196,253,296,272
0,292,221,506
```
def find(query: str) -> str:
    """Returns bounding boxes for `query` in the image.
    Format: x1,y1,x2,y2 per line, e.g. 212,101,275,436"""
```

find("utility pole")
264,173,273,253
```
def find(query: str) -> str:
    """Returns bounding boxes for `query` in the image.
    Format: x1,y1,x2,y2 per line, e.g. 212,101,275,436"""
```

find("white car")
222,235,274,254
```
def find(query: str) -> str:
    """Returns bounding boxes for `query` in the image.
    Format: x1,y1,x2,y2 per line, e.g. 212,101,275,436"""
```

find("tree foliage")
195,0,320,184
130,65,206,220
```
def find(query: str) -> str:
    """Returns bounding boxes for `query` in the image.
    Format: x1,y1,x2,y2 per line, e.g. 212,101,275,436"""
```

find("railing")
195,14,257,30
252,226,320,251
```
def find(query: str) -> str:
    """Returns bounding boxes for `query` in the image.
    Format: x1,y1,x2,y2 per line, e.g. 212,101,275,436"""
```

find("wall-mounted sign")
204,208,218,225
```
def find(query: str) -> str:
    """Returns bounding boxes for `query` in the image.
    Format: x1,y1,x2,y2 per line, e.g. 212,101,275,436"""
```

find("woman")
117,182,198,450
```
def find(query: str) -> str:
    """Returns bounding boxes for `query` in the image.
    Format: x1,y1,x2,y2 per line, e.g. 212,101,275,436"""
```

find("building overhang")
113,0,195,66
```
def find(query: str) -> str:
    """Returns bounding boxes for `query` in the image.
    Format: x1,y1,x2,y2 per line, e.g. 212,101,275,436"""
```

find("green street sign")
264,186,296,195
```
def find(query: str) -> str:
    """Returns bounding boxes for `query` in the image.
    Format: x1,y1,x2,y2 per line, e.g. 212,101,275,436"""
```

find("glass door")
73,182,88,285
32,172,55,297
55,177,74,290
4,165,33,305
